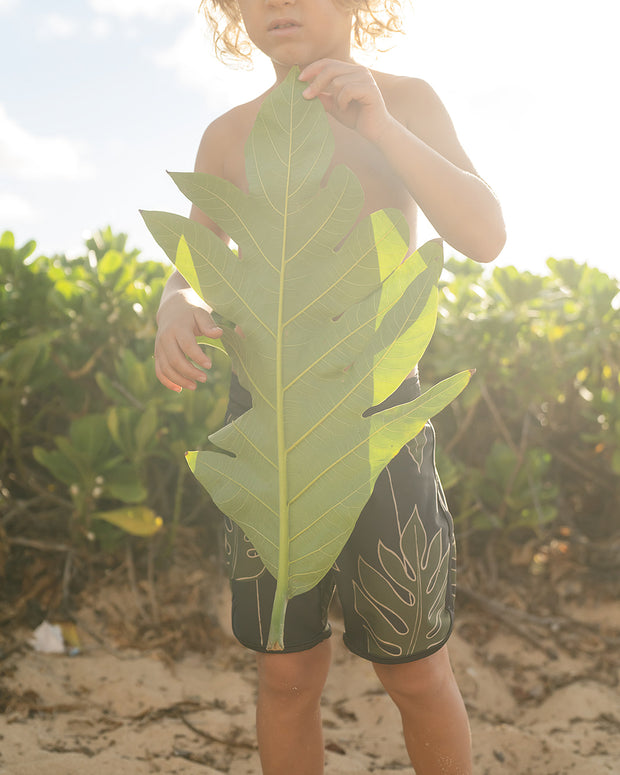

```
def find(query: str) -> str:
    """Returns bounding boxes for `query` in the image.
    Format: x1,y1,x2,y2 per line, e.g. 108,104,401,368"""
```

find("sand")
1,574,619,775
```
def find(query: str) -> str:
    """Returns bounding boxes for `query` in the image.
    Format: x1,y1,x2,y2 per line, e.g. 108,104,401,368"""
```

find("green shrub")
424,256,620,545
0,229,229,556
2,226,618,592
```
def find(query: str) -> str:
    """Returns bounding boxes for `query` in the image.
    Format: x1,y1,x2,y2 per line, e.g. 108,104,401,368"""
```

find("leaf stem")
269,75,296,651
267,590,288,651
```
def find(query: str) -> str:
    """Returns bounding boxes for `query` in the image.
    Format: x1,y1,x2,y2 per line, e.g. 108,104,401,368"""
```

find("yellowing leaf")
92,506,163,536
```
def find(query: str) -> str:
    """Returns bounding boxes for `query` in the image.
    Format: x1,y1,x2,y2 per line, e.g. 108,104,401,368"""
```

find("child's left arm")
299,60,506,264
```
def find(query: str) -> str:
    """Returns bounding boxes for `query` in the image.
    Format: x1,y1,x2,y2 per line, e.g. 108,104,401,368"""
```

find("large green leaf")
141,67,471,649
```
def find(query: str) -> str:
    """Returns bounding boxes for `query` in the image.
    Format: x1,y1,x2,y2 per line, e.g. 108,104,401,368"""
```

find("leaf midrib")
274,81,296,600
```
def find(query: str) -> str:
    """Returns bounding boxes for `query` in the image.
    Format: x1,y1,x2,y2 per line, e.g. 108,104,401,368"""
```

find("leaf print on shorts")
224,516,266,582
352,503,455,658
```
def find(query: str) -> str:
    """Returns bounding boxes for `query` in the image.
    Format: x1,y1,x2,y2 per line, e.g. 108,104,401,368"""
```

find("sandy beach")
1,559,619,775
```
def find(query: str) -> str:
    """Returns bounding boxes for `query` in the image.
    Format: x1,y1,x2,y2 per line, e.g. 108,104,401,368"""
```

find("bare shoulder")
372,71,477,174
194,96,264,178
190,96,265,232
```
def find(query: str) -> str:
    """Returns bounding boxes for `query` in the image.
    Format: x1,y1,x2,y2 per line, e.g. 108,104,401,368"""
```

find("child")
154,1,505,773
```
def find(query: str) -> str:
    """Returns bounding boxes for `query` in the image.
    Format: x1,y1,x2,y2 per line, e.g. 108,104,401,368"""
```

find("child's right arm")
154,120,231,393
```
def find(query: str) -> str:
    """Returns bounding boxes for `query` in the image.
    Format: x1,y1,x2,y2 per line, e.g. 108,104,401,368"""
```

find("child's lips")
268,18,301,35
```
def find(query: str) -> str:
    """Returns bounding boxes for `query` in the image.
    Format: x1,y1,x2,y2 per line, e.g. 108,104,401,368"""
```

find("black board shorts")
220,373,456,664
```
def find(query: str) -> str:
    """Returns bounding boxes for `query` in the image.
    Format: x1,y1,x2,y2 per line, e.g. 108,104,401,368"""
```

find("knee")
373,646,454,708
256,640,331,704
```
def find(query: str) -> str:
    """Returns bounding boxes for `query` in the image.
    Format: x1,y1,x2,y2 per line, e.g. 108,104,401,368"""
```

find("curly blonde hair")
199,1,405,64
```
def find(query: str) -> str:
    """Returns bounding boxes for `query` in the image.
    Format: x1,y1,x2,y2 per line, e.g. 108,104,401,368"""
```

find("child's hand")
298,60,394,145
154,288,223,392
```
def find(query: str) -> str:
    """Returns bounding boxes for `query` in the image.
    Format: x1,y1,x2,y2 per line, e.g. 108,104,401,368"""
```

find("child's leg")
255,639,331,775
373,644,472,775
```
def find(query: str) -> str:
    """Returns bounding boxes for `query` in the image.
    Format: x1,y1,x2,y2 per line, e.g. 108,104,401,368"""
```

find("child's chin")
271,53,311,70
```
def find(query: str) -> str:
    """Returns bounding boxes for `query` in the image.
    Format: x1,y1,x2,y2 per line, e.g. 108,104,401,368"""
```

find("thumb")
196,310,223,338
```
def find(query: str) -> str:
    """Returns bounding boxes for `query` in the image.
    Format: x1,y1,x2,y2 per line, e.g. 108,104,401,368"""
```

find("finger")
182,332,215,370
155,339,208,387
298,58,332,81
155,365,183,393
298,58,353,82
198,322,224,338
195,310,224,340
173,337,212,378
155,353,205,392
335,82,368,113
300,61,355,99
154,355,189,392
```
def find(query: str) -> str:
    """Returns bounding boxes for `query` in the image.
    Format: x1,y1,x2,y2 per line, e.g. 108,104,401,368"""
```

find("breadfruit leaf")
141,67,471,650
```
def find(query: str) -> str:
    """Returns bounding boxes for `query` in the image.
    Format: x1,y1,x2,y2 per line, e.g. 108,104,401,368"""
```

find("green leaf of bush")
101,465,148,504
33,446,81,488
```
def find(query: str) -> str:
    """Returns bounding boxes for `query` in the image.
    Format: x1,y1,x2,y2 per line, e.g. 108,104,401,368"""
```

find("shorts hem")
341,615,454,665
232,626,332,655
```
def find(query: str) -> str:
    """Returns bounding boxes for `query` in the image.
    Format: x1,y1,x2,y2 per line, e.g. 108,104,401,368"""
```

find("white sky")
1,0,619,279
